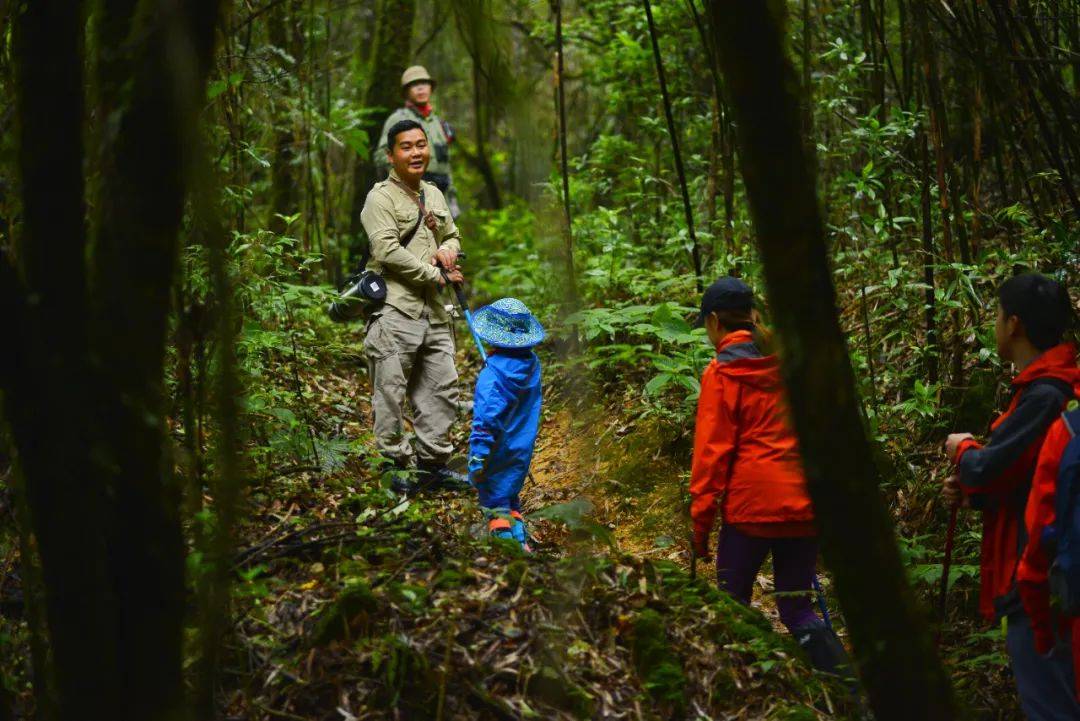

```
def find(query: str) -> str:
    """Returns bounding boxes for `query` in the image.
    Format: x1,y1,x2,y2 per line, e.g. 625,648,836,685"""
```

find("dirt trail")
519,406,689,561
516,404,800,636
447,343,795,632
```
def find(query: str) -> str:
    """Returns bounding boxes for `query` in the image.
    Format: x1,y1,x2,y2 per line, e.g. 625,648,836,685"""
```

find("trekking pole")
938,502,960,622
690,542,697,582
439,262,487,364
812,575,833,631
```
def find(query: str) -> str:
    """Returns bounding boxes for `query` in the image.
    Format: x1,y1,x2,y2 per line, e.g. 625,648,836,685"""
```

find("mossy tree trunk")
706,2,958,719
2,1,221,718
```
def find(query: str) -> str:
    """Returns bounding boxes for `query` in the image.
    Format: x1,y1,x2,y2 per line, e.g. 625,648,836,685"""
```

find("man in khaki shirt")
361,118,464,494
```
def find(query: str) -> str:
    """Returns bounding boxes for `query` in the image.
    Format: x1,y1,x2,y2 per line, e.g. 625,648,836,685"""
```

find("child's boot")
510,511,533,553
485,509,515,542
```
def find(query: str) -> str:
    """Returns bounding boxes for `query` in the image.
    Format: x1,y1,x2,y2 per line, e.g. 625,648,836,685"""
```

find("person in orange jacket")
943,272,1080,720
690,277,849,675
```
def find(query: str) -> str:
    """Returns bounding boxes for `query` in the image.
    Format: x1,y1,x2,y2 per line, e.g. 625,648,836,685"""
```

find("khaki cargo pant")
364,305,459,465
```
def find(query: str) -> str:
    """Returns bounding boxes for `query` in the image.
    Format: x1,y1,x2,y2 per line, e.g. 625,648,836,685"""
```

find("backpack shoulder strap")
398,207,424,248
1063,404,1080,438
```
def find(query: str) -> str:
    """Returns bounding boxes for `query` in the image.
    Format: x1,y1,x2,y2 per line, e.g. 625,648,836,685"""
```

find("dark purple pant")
715,524,820,631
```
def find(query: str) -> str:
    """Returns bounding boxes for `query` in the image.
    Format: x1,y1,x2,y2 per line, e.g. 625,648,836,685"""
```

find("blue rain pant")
1006,610,1080,720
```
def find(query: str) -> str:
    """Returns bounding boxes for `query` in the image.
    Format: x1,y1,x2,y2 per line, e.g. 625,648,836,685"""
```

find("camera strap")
389,177,438,235
357,182,427,272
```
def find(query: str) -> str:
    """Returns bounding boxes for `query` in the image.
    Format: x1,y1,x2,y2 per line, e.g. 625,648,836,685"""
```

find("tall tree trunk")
90,1,222,718
3,4,117,718
705,93,720,258
802,0,814,140
898,0,914,107
469,55,503,210
268,0,298,236
3,1,221,719
720,100,736,254
706,2,957,718
642,0,703,290
553,0,579,309
919,124,940,385
914,0,963,264
348,0,417,247
685,0,735,255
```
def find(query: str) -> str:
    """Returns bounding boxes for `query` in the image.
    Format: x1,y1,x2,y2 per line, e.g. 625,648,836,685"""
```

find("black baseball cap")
696,276,754,326
998,272,1075,350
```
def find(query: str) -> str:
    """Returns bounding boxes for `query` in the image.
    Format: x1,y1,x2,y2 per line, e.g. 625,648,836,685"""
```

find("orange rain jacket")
690,330,814,543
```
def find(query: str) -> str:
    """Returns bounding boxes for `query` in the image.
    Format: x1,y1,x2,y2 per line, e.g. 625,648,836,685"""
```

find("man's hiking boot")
416,461,470,493
793,621,855,680
384,458,415,495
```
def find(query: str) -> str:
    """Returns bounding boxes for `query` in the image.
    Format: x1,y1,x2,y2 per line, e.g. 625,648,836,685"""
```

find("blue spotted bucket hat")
471,298,545,349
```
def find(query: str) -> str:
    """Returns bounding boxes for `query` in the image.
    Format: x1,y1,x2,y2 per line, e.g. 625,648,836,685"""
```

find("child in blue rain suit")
467,298,544,552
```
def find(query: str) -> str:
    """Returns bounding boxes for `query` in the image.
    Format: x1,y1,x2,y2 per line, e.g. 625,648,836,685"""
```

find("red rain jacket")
690,331,813,541
1018,415,1080,699
954,343,1080,621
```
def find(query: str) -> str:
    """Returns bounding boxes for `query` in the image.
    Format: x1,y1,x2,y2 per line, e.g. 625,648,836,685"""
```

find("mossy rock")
433,567,468,590
627,608,687,713
768,702,822,721
365,633,437,712
309,579,377,646
501,559,529,587
526,665,595,718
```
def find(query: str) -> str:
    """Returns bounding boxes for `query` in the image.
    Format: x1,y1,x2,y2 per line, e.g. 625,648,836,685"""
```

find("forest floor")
215,336,862,721
0,313,1020,720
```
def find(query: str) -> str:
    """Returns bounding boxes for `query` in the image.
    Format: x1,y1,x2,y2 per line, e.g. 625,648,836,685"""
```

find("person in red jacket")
690,277,849,675
943,272,1080,720
1018,410,1080,706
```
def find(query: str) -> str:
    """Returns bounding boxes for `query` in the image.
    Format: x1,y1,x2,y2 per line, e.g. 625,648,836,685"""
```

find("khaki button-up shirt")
360,169,461,323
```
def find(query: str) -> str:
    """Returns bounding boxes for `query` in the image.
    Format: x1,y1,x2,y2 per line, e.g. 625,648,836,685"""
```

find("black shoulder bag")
328,187,427,322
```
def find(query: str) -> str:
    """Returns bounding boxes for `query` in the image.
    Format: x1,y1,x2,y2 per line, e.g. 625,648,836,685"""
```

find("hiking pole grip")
439,267,487,363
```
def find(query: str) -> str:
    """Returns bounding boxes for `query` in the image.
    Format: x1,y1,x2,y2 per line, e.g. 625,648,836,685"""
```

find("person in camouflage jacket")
375,65,459,218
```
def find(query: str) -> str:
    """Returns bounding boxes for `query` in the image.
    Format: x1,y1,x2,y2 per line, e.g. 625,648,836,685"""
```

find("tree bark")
919,123,940,385
268,0,298,236
4,1,222,719
706,2,958,718
553,0,579,309
91,1,222,718
4,4,117,719
348,0,417,245
468,54,503,210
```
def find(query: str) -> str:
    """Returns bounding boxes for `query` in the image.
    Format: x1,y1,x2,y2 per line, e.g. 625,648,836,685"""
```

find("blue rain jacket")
468,349,542,509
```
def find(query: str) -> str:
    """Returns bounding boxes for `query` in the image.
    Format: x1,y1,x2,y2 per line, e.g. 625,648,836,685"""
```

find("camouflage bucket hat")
471,298,545,349
401,65,434,89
